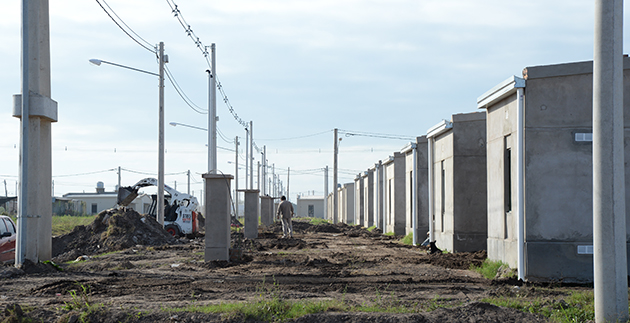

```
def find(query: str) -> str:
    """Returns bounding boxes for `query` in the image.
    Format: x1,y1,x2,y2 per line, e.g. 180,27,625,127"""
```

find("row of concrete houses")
326,58,630,283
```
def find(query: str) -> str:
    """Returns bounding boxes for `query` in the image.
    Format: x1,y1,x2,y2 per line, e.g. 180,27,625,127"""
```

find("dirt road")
0,210,556,322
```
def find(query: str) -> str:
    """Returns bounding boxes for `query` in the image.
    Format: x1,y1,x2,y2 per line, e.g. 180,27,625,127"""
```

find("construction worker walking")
276,196,294,238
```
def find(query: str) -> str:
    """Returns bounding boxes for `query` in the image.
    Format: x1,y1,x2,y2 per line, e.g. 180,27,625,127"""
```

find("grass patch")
482,290,597,323
52,215,94,236
166,278,463,321
385,232,395,236
400,232,413,245
366,226,376,232
308,218,330,225
470,259,506,279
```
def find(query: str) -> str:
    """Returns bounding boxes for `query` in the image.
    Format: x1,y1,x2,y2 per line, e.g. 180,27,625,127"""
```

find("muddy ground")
0,208,582,322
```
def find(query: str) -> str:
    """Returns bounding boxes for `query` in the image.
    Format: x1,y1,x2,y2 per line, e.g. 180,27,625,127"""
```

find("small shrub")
470,259,507,279
309,218,329,225
400,232,413,245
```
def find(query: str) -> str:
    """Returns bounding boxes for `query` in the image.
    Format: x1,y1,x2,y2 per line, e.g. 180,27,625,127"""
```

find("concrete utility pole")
117,166,121,192
324,166,328,220
593,0,628,322
333,128,339,224
234,136,239,216
157,41,166,226
207,43,217,174
245,129,249,190
287,167,290,201
14,0,57,265
257,161,261,192
249,121,254,189
262,146,267,195
187,170,190,195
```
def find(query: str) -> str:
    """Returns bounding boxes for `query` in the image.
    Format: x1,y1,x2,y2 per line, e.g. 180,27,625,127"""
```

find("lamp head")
89,59,102,66
169,122,177,127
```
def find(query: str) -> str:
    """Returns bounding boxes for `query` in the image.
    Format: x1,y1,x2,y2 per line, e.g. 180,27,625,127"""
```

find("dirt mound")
427,250,487,270
290,302,545,323
52,207,181,262
306,223,342,233
263,238,308,250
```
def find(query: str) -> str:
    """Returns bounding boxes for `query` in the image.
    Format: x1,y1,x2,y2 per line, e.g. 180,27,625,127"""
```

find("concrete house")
354,175,365,226
401,136,429,243
427,112,487,252
477,59,630,282
373,162,384,229
296,195,325,218
383,152,406,235
363,168,375,228
333,183,355,224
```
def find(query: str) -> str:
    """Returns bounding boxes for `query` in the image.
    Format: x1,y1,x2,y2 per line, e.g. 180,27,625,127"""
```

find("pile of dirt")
290,302,546,322
52,207,181,263
427,250,487,270
306,223,343,233
262,238,308,250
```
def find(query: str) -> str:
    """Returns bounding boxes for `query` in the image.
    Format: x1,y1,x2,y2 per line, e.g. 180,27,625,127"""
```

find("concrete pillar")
593,0,629,321
203,173,233,262
13,0,56,264
242,189,259,239
260,196,274,226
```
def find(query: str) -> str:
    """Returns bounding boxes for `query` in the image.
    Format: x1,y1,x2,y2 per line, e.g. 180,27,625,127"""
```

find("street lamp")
89,42,168,227
169,122,207,132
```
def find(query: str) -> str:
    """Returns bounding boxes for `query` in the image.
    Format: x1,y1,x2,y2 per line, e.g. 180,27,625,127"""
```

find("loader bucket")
117,186,138,206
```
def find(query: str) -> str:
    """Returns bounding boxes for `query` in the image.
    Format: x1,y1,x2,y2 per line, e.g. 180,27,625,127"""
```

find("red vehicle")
0,215,16,264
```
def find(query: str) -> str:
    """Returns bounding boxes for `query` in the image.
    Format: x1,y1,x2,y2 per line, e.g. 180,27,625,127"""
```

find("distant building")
63,182,152,215
296,195,325,218
52,197,85,216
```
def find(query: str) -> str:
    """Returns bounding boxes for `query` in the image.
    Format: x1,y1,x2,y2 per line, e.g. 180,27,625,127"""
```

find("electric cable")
164,65,207,114
52,168,117,178
95,0,156,54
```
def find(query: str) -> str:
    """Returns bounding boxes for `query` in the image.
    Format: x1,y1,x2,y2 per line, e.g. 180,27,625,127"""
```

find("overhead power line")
338,129,416,141
258,129,333,141
53,168,117,178
165,0,253,137
164,65,207,114
95,0,208,116
95,0,156,54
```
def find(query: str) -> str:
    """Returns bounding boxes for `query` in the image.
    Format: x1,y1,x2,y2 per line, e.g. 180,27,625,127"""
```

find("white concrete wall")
297,196,325,218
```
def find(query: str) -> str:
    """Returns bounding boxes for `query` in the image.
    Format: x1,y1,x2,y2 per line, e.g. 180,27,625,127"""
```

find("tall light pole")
593,0,628,321
333,128,338,224
249,121,254,189
89,41,167,226
245,129,249,189
207,43,217,174
16,0,30,267
234,136,239,216
157,42,166,226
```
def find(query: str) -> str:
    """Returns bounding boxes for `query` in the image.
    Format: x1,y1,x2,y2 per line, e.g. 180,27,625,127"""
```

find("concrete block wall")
384,152,406,235
402,137,429,241
354,175,365,226
363,169,375,227
431,112,487,252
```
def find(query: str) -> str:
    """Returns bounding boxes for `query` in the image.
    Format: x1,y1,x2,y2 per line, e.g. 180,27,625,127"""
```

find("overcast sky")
0,0,624,202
